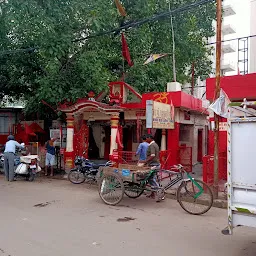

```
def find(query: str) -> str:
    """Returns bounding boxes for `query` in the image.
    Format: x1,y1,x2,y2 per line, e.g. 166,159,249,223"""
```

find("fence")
159,150,172,169
116,150,172,169
203,154,227,192
117,151,138,165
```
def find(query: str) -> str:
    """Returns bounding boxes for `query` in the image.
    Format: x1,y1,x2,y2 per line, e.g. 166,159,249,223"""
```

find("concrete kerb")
165,190,227,209
47,174,228,209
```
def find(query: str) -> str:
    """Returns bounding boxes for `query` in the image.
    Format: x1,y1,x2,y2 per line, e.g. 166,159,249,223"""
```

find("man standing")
141,134,163,201
145,134,160,167
45,138,56,176
4,135,24,182
136,135,148,161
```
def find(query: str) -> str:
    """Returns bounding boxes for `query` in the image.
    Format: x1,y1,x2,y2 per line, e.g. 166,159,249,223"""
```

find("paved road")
0,176,256,256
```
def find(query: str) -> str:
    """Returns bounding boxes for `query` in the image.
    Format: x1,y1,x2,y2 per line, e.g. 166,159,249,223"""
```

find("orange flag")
114,0,127,16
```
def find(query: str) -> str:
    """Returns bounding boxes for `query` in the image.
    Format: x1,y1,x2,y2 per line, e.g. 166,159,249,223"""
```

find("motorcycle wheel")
28,173,36,182
68,169,85,184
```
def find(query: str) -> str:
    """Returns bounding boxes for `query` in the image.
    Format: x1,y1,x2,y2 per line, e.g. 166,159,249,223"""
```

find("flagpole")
169,2,176,82
122,54,125,82
213,0,222,199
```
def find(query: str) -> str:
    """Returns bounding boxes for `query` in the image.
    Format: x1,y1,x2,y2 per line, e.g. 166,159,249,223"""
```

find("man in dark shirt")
140,134,163,202
45,138,56,176
145,134,160,166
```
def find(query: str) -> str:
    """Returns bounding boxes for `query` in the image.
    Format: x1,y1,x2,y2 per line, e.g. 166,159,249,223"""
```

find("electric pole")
213,0,222,199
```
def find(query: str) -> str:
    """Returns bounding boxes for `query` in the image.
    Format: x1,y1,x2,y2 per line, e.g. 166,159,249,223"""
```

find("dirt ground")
0,175,256,256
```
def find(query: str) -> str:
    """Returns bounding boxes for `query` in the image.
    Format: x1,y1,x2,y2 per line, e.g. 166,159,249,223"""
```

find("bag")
15,163,28,174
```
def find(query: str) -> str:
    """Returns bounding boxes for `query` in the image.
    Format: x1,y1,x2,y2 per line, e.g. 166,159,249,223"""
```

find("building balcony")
223,4,236,17
222,42,236,54
221,61,236,72
222,24,236,36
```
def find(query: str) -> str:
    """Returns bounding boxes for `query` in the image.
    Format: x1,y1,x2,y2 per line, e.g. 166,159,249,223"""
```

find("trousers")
4,152,15,181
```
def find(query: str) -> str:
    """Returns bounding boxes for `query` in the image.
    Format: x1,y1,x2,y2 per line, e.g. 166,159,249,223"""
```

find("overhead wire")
73,0,215,42
0,0,215,55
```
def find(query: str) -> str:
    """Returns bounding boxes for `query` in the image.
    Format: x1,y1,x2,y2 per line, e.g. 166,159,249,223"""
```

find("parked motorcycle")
68,156,113,184
15,155,41,182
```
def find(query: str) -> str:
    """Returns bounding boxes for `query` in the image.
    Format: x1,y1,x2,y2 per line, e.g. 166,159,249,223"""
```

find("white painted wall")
209,0,250,76
179,110,208,164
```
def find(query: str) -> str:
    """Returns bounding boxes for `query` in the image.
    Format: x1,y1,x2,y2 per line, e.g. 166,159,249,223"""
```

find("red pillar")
167,122,180,166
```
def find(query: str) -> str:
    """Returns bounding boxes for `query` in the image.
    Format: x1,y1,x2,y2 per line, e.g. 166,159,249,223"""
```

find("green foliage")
0,0,215,114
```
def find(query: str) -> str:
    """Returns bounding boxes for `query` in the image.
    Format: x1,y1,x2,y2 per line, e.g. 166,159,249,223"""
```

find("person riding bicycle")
139,134,163,202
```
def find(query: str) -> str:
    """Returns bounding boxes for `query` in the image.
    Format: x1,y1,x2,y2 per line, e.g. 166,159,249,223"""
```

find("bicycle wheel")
177,179,213,215
68,169,85,184
124,182,145,198
98,173,124,205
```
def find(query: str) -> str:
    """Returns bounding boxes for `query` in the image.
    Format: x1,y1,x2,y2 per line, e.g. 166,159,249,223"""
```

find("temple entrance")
104,126,111,159
123,127,133,151
88,126,99,159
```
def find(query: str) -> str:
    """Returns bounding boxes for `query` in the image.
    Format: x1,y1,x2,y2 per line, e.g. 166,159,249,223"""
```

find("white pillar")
110,114,119,155
66,115,74,152
161,129,167,151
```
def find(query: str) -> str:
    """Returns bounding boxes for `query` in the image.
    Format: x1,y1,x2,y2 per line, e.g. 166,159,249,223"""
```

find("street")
0,176,256,256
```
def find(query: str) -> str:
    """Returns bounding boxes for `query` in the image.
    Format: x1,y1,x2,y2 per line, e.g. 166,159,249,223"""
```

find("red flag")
121,33,133,67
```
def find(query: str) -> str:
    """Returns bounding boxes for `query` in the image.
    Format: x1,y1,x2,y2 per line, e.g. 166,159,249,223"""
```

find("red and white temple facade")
58,81,209,171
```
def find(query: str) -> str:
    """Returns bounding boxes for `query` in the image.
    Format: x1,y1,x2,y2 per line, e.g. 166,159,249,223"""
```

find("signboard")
219,122,227,131
50,129,61,147
146,100,174,129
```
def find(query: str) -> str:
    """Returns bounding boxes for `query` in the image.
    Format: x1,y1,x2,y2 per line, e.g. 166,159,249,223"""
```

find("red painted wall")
167,122,180,166
0,135,8,146
208,117,227,156
206,73,256,101
141,91,206,113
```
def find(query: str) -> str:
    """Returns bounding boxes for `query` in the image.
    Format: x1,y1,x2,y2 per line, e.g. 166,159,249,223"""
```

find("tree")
0,0,215,115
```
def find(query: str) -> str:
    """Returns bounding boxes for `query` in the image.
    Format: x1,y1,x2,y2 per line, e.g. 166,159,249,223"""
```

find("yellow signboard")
146,100,174,129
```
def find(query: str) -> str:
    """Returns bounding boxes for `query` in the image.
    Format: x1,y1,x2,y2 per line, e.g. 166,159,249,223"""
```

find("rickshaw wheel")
124,182,145,198
98,173,124,205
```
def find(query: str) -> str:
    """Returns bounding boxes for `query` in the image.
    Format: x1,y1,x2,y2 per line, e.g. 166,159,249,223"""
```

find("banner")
209,89,231,118
143,54,168,65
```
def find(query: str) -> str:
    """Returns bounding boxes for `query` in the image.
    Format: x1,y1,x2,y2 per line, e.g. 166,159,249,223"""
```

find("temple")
58,81,209,171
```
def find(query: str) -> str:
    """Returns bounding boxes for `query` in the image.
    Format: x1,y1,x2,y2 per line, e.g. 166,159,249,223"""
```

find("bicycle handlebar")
171,164,184,170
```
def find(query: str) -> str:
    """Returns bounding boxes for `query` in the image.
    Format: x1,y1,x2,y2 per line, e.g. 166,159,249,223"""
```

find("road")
0,175,256,256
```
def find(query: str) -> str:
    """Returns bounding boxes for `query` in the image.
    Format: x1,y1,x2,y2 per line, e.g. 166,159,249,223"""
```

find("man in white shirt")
4,135,24,181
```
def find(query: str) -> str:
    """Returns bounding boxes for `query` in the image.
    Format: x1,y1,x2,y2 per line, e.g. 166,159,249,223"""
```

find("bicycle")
98,164,214,215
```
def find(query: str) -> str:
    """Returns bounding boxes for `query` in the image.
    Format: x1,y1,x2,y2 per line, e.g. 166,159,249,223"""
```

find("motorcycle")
15,155,41,182
68,156,113,184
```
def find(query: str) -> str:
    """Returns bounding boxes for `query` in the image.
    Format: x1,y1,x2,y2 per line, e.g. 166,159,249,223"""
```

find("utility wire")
73,0,215,42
